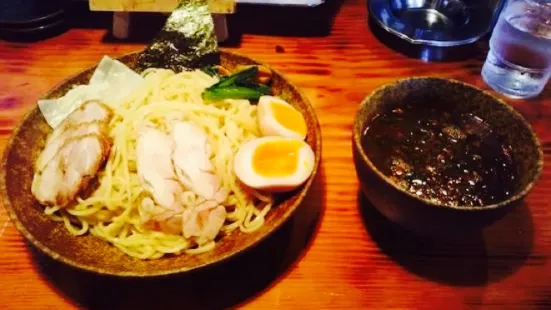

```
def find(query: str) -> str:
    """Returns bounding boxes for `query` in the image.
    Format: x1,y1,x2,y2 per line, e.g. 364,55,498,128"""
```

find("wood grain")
90,0,235,13
1,0,551,308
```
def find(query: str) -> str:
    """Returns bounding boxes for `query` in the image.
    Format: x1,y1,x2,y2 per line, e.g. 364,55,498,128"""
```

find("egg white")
233,136,315,192
257,96,307,140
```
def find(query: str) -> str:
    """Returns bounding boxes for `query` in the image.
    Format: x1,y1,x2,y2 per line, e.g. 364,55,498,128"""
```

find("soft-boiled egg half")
257,96,308,140
234,136,315,192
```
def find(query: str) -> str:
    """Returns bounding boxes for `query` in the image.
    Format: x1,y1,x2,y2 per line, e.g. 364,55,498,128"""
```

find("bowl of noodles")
0,50,321,276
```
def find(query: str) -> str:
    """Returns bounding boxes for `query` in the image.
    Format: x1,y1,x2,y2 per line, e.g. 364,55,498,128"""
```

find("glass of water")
482,0,551,99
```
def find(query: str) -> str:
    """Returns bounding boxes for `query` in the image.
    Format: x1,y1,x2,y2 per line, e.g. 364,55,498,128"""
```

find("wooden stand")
112,11,228,41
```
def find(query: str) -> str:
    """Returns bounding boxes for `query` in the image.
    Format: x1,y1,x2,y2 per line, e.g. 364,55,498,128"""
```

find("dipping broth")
361,104,518,207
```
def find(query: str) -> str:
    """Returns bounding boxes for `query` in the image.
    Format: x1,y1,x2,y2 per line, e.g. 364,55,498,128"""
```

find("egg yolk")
252,140,302,177
270,101,307,137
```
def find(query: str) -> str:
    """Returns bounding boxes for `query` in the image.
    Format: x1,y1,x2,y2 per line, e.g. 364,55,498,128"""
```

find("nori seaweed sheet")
137,0,220,72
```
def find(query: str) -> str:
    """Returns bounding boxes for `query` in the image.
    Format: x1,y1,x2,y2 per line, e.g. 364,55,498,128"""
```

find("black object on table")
0,0,67,42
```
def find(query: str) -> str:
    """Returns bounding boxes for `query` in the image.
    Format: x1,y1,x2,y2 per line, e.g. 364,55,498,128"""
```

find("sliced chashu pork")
136,121,227,243
172,121,227,241
31,100,113,207
136,126,183,210
171,121,221,200
136,126,185,235
182,199,227,244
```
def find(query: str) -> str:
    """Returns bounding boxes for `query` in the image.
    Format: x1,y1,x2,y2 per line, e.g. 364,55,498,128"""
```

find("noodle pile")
44,69,273,259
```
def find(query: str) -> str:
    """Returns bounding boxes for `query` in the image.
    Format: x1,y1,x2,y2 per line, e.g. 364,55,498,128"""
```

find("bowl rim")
0,49,322,277
353,76,544,211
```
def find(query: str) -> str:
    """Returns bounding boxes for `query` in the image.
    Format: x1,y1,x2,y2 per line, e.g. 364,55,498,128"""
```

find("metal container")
369,0,505,61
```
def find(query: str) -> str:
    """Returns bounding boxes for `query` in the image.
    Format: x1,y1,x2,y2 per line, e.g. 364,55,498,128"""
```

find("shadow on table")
28,169,326,309
228,0,344,39
358,191,534,287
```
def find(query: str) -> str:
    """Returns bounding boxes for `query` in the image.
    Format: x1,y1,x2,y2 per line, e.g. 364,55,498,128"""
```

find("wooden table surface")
1,0,551,309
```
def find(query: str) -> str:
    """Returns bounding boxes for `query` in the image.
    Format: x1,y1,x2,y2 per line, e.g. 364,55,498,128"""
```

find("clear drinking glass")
482,0,551,99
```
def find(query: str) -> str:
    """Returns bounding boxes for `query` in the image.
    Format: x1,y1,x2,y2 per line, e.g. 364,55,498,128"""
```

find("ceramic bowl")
0,50,322,276
353,77,543,237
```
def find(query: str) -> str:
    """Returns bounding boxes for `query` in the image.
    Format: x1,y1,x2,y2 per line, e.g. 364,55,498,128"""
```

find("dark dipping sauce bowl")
352,77,543,237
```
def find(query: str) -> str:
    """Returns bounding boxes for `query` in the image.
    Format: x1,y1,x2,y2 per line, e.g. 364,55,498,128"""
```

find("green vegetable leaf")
202,65,272,101
201,65,219,77
202,85,271,101
211,66,259,89
253,84,271,94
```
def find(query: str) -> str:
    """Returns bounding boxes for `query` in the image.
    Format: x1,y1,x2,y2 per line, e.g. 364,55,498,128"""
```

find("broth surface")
362,104,518,207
